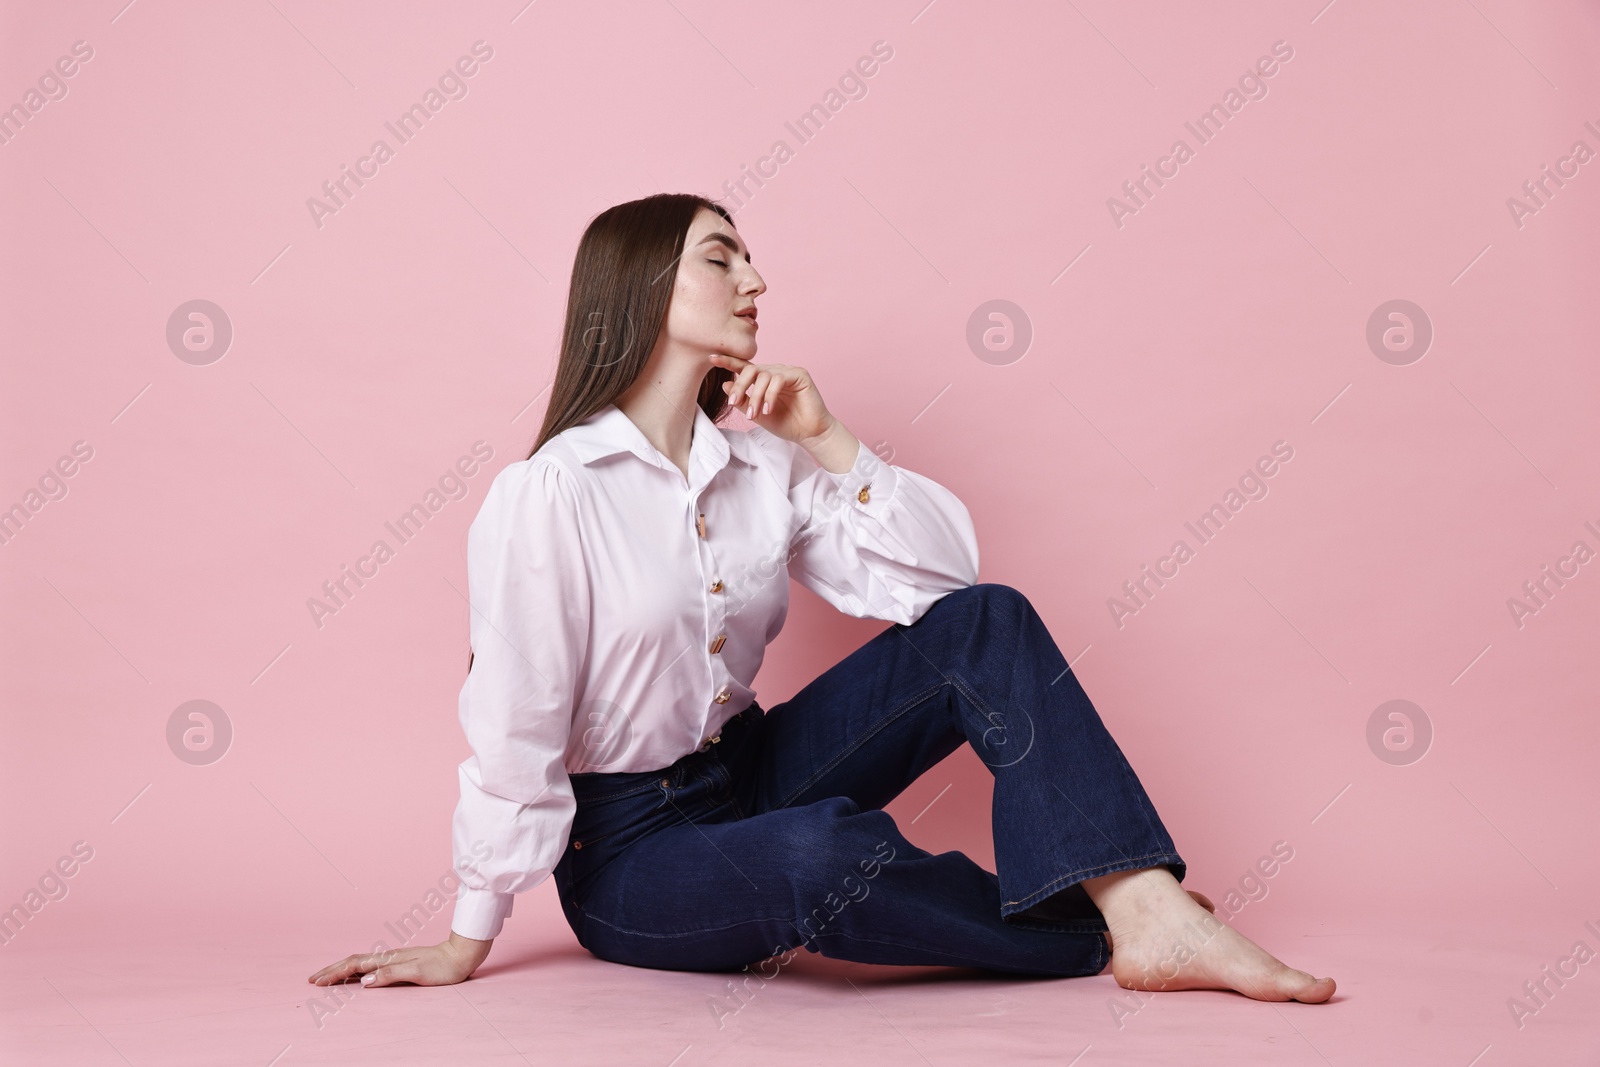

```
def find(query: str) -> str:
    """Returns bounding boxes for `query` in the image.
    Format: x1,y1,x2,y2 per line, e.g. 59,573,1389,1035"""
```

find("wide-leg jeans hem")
801,929,1111,979
1001,851,1188,922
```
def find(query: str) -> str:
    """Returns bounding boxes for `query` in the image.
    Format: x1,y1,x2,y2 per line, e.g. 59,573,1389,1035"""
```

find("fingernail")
361,973,376,985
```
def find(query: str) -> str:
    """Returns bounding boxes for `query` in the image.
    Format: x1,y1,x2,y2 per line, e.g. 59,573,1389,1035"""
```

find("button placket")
694,493,732,711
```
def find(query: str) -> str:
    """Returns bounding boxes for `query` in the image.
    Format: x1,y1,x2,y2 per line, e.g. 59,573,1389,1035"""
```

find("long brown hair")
528,192,740,458
467,193,740,674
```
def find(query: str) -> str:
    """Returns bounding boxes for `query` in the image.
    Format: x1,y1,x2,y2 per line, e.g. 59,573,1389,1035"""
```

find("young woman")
311,193,1335,1003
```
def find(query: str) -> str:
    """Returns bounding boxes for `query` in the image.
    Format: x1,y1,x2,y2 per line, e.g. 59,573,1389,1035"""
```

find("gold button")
572,840,583,849
709,634,726,654
857,484,871,504
660,778,671,787
709,579,723,593
696,513,707,538
714,688,731,704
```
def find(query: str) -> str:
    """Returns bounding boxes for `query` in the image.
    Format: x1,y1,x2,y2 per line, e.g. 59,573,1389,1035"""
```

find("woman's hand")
707,353,836,447
707,353,861,474
308,931,493,988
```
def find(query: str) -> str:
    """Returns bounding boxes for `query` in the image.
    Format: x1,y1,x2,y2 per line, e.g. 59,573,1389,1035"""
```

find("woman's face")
661,207,765,363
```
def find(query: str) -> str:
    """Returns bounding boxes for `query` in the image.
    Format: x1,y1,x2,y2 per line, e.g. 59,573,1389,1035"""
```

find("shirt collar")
562,402,759,476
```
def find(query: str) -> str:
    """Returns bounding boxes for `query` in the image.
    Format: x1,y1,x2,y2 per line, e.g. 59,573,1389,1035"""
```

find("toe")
1281,970,1336,1003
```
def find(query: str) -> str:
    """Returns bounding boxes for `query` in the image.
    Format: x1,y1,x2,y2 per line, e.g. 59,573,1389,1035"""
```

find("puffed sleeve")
766,428,979,626
449,456,590,941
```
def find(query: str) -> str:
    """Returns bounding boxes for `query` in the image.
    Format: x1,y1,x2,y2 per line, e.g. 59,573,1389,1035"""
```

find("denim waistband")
567,702,760,800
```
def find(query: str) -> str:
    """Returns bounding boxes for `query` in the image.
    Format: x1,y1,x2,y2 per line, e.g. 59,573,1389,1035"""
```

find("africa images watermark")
1105,908,1230,1029
1107,440,1296,629
0,841,96,949
0,39,95,149
1504,518,1600,630
306,40,495,230
1106,38,1296,229
1505,918,1600,1031
1108,839,1294,1029
706,839,897,1030
715,40,895,216
306,440,495,629
303,839,495,1029
0,439,95,549
1505,118,1600,230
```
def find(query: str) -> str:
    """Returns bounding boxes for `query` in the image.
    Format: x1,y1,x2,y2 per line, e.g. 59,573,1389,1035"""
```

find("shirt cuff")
822,438,899,512
451,886,514,941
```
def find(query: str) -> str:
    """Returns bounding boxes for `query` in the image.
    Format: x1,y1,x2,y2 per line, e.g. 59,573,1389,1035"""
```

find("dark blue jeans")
551,583,1186,978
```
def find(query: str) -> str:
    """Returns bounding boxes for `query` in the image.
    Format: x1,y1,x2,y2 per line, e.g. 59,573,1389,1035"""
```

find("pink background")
3,1,1597,1064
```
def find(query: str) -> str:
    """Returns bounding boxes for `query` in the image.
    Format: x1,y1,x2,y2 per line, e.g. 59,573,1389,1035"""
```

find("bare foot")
1103,890,1213,952
1087,870,1335,1004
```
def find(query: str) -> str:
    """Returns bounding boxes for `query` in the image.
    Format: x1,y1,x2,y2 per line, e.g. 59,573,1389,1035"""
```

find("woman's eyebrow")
697,232,751,265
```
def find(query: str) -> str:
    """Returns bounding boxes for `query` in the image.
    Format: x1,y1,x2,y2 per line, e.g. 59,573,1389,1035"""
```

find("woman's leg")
746,580,1334,1002
747,582,1186,926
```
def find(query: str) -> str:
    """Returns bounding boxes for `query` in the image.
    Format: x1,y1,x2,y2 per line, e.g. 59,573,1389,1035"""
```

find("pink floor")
4,878,1596,1064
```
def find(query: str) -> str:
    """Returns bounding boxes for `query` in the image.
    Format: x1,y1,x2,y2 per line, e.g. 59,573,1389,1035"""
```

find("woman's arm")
310,456,590,986
709,352,980,625
782,419,980,624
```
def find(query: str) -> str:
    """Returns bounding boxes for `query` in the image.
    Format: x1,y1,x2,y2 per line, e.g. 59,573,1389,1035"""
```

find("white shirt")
450,401,980,940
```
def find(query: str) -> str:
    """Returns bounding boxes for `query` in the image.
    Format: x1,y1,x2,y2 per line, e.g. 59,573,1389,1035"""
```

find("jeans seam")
1002,851,1185,910
579,904,794,942
719,757,748,820
947,671,1008,737
706,758,739,811
771,679,949,811
803,929,1106,977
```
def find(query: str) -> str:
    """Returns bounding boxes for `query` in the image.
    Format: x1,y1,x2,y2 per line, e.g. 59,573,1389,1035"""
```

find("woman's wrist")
799,416,860,475
447,930,493,966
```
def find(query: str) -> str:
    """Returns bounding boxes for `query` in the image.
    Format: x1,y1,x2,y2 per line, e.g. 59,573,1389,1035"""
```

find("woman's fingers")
753,369,782,416
308,953,362,984
743,371,771,417
308,949,401,985
712,356,799,416
711,352,752,398
707,352,748,373
729,364,760,407
722,367,744,405
361,960,422,988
